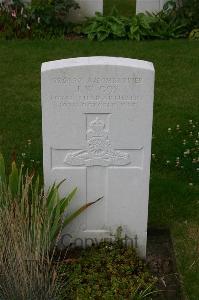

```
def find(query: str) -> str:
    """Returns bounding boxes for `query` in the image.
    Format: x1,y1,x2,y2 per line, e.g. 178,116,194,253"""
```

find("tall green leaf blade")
63,197,103,228
8,161,19,198
49,199,61,243
0,153,6,185
59,187,77,214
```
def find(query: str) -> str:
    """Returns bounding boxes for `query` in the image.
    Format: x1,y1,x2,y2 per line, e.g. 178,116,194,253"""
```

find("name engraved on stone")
53,76,143,85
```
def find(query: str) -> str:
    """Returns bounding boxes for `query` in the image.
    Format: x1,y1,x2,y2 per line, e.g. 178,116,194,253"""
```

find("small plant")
148,10,187,39
0,152,101,250
20,139,41,173
152,120,199,185
0,152,101,298
0,200,58,300
128,13,156,41
57,240,157,299
189,28,199,40
163,0,199,32
83,12,129,41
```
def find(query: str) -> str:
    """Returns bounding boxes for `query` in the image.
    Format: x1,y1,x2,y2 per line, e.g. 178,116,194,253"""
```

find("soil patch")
147,228,184,300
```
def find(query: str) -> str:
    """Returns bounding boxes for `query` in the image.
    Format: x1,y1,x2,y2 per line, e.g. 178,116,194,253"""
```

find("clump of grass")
0,154,59,299
0,152,98,299
57,241,157,299
0,201,58,300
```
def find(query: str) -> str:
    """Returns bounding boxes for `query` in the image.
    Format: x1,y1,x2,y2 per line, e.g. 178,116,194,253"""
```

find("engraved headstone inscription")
41,57,155,257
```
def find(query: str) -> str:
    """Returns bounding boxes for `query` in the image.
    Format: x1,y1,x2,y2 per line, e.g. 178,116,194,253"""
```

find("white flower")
184,149,190,156
168,128,172,132
189,183,193,186
189,120,193,124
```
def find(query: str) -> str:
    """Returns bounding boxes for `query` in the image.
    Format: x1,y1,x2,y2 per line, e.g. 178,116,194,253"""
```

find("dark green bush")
175,0,199,30
0,0,79,39
148,9,188,40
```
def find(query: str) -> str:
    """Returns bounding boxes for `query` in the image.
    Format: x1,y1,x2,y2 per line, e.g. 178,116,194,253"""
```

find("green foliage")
83,9,188,41
0,153,98,251
147,9,188,39
0,197,58,300
163,0,199,31
128,14,156,41
177,0,199,30
83,12,129,41
0,0,79,39
0,152,101,299
189,29,199,40
152,120,199,185
58,241,157,299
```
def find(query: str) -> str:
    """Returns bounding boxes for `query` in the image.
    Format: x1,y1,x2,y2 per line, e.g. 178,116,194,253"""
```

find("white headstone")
136,0,166,14
41,57,155,258
67,0,103,22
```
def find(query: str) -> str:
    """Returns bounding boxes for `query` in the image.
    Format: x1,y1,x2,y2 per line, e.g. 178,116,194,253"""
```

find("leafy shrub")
177,0,199,30
83,12,129,41
83,10,188,41
147,9,188,40
58,241,157,299
0,0,31,39
0,0,79,39
164,0,199,31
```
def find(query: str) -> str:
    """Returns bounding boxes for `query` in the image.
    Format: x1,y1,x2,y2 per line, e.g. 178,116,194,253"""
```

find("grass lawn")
0,39,199,299
104,0,136,16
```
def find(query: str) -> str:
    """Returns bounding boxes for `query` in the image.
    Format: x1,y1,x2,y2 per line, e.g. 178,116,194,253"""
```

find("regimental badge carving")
64,117,131,167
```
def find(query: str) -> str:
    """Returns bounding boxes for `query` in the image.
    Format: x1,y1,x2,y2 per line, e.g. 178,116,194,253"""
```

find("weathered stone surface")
136,0,167,14
41,57,155,257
